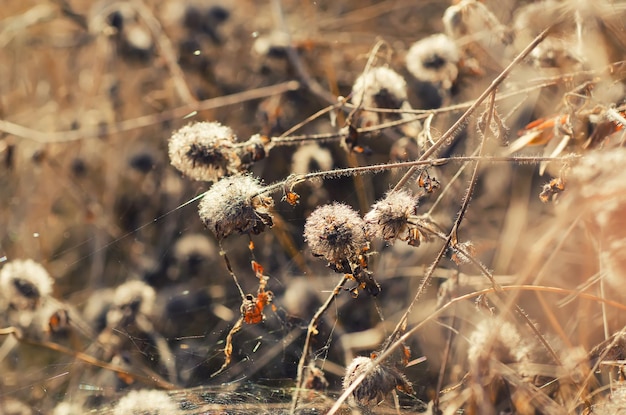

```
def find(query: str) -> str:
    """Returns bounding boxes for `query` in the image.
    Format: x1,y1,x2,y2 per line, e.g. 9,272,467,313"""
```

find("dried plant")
1,0,626,414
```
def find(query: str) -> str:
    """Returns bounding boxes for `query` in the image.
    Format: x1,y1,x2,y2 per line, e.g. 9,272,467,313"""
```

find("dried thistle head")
365,189,418,243
343,356,413,406
113,389,179,415
304,203,369,271
467,317,532,379
351,66,408,110
168,121,241,182
107,280,156,327
198,174,274,240
0,259,53,311
405,33,460,91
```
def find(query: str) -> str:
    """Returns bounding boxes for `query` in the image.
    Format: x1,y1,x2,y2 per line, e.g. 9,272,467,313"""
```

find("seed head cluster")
304,203,368,269
365,189,417,242
343,356,413,406
0,259,53,311
168,121,241,182
198,174,274,240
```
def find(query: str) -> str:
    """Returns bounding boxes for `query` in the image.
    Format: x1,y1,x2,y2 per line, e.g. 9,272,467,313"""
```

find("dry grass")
1,0,626,414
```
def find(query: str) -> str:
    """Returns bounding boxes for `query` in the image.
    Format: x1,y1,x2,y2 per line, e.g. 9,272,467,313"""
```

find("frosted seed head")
198,174,274,240
351,66,408,110
304,203,368,269
0,259,53,311
343,356,413,406
168,121,241,182
405,33,460,90
113,389,179,415
365,189,417,243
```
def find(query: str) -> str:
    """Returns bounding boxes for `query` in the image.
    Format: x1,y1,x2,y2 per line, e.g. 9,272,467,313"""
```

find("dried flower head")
467,317,531,377
365,189,417,243
113,389,179,415
0,259,53,311
198,174,274,240
172,233,217,266
304,203,368,270
343,356,413,406
107,280,156,327
351,66,408,111
168,121,241,182
405,33,460,91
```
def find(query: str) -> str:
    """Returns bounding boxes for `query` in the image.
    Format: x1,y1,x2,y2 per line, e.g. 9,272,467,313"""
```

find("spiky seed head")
291,143,333,176
405,33,460,90
365,189,417,242
343,356,413,406
113,389,179,415
0,259,53,311
304,203,368,268
198,174,274,240
351,66,408,110
168,121,241,182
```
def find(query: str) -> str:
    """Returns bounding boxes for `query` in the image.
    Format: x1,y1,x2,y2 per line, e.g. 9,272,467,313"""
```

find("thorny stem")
290,275,349,414
218,241,246,302
392,25,554,191
256,155,576,198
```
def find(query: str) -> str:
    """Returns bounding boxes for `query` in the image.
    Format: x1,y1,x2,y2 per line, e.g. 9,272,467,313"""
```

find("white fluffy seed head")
198,174,274,240
113,389,179,415
111,280,156,319
467,318,531,377
406,33,460,90
304,203,368,269
343,356,413,406
0,259,53,311
351,66,408,110
168,121,241,182
365,189,417,242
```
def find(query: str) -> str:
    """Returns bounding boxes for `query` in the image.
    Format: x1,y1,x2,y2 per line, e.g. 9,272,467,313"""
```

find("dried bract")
198,174,274,240
304,203,368,270
168,121,241,182
0,259,53,311
406,34,460,91
365,189,417,243
343,356,413,406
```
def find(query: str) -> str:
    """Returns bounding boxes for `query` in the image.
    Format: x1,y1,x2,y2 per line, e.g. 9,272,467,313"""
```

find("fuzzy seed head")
304,203,368,268
168,121,241,182
351,66,408,110
198,174,274,240
406,33,460,90
343,356,413,406
0,259,53,311
113,389,179,415
365,189,417,242
111,280,156,319
467,318,531,377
